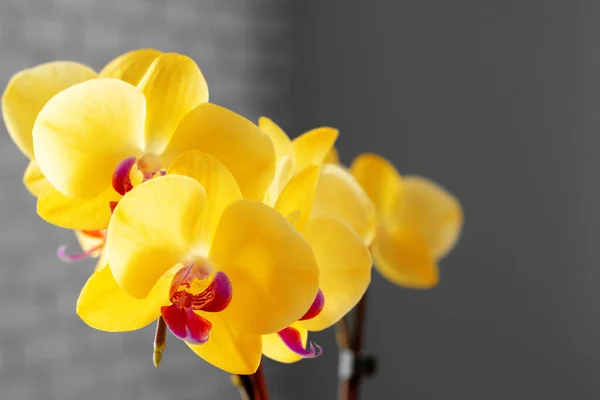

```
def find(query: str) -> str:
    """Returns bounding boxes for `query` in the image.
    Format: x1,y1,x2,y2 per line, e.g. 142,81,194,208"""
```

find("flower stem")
233,361,269,400
232,374,255,400
252,363,269,400
337,292,368,400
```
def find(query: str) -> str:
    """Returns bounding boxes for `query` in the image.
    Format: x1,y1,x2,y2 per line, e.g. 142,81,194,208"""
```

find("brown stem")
336,315,350,349
232,374,254,400
337,292,368,400
233,362,269,400
252,363,269,400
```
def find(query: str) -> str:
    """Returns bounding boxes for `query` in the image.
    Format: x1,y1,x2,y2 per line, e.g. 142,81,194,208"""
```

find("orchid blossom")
77,151,320,374
257,118,375,363
27,49,274,232
350,153,463,288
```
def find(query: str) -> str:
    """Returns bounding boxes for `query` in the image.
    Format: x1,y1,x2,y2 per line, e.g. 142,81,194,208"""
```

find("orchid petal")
292,127,338,174
77,264,172,332
99,48,162,85
137,53,209,154
162,103,276,200
372,225,439,289
2,61,97,159
312,164,376,246
300,216,372,331
107,175,206,298
187,311,262,374
33,78,145,199
209,200,320,335
397,176,463,260
350,153,404,221
168,150,242,248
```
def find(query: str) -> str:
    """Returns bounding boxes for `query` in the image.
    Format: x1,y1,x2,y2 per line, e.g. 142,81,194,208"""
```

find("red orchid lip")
112,156,167,200
161,264,233,345
278,326,322,358
112,156,137,196
299,289,325,321
161,305,212,345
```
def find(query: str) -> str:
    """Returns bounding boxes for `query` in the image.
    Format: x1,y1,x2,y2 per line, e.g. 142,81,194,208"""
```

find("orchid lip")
299,289,325,321
278,326,323,359
57,244,103,263
112,156,137,196
161,263,233,345
57,230,106,263
112,155,166,197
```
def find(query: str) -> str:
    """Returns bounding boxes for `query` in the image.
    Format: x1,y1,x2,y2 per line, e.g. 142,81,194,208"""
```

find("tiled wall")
0,1,297,399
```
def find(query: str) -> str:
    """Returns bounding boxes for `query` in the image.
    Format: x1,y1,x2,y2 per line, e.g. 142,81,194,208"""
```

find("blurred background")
1,0,598,399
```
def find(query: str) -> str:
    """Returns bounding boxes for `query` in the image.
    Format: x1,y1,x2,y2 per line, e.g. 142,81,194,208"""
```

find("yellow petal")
299,216,372,331
312,164,377,246
137,53,209,154
258,117,293,163
349,153,403,220
162,103,276,200
76,264,171,332
187,311,262,374
168,150,242,247
94,251,107,272
264,155,294,207
23,161,49,197
324,146,340,165
396,176,463,260
107,175,206,298
99,48,162,85
274,165,320,230
292,127,338,173
209,200,319,335
372,226,439,289
2,61,97,159
33,78,145,199
37,184,119,230
261,322,306,364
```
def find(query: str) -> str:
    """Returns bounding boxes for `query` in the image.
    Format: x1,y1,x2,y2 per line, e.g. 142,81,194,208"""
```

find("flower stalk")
337,292,371,400
233,362,269,400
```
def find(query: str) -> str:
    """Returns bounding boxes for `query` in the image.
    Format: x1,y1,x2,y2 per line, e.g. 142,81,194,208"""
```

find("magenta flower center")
161,262,232,345
112,155,165,196
276,289,325,359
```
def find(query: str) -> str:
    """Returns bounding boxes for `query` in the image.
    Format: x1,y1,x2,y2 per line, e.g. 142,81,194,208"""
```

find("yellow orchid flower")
3,49,172,199
1,58,115,268
257,118,375,363
77,152,320,374
350,153,463,289
1,49,258,266
2,61,98,196
26,49,274,232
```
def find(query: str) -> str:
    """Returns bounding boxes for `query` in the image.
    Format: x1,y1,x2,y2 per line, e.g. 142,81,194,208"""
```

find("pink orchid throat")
161,264,232,345
112,155,165,196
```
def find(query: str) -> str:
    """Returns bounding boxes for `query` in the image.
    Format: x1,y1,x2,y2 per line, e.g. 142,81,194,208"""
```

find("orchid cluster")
2,49,463,397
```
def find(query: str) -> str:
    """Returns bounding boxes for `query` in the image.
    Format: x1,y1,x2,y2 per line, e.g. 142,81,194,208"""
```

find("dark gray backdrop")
1,0,598,399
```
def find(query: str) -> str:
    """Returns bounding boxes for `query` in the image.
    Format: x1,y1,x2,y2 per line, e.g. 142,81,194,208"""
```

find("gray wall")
288,0,600,399
2,0,600,399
